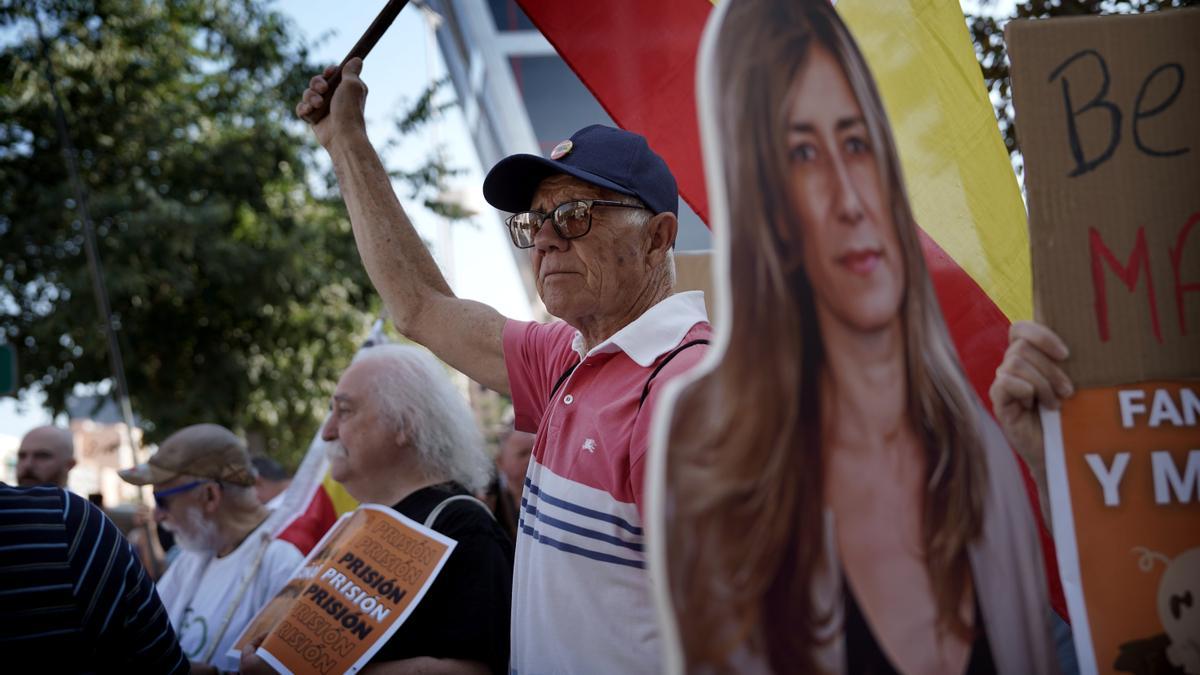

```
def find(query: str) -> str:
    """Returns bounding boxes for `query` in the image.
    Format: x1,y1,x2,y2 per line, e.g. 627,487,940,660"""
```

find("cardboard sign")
1010,10,1200,674
1007,9,1200,387
227,504,455,674
1042,383,1199,675
673,251,716,321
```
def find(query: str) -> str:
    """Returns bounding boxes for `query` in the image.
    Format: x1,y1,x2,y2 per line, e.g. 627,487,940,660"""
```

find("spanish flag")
516,0,1066,619
269,451,357,555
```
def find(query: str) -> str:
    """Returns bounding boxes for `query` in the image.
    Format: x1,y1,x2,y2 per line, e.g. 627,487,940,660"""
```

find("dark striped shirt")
0,483,187,673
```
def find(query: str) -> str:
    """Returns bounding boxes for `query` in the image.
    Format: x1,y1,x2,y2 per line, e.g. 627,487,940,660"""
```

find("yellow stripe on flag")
322,471,358,515
837,0,1032,322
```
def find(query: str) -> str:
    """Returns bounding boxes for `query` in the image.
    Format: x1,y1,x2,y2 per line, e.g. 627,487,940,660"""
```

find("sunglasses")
505,199,649,249
152,479,210,509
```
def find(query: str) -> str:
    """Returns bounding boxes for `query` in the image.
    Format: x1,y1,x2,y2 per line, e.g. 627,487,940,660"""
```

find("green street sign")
0,344,16,396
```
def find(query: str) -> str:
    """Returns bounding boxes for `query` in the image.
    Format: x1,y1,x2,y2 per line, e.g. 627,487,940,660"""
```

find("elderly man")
242,344,511,674
17,424,75,488
119,424,304,674
299,58,711,672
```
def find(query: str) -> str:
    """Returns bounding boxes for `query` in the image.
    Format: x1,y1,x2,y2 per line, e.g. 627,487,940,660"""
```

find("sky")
0,0,532,439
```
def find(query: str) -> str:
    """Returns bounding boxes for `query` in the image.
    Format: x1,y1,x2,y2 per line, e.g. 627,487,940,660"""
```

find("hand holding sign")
227,506,456,675
239,634,271,675
990,320,1075,522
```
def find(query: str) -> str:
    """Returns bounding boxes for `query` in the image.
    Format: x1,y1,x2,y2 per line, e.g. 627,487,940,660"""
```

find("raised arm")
298,59,510,395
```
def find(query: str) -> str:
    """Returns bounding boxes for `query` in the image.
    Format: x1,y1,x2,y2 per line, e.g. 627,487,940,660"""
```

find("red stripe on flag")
921,230,1067,620
277,484,337,555
920,230,1008,403
517,0,712,222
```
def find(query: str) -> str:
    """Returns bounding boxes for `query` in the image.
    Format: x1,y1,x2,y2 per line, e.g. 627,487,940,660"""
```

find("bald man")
17,425,75,488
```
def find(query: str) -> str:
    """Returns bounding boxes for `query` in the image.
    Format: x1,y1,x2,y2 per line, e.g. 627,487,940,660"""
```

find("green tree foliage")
0,0,402,464
966,0,1198,172
383,76,474,221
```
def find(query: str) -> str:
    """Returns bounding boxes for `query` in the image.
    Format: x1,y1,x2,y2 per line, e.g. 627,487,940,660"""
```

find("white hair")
621,197,677,286
165,503,221,553
351,344,492,492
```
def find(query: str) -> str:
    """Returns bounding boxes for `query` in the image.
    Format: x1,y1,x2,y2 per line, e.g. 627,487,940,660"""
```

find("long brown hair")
665,1,987,671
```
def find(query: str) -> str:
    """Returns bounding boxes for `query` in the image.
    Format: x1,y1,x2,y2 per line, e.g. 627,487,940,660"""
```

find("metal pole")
29,7,160,575
30,7,142,462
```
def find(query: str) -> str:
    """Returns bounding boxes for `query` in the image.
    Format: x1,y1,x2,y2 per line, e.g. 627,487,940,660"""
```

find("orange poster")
1043,382,1200,674
227,504,456,674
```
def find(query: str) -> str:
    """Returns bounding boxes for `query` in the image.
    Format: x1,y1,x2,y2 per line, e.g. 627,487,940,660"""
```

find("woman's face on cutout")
784,45,905,335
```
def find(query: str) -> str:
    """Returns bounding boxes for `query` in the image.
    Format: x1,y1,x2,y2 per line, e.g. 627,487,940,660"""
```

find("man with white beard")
120,424,304,674
243,344,513,674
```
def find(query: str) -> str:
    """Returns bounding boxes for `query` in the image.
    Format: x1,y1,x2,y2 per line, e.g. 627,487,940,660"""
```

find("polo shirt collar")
570,291,708,367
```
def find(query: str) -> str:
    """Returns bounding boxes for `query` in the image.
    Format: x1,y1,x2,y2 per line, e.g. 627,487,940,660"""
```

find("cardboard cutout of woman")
650,1,1061,672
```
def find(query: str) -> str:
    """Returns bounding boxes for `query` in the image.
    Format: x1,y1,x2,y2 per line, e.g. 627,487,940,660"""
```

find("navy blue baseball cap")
482,124,679,216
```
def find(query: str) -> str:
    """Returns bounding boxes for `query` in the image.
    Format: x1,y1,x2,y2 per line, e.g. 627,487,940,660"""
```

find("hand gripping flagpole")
306,0,412,123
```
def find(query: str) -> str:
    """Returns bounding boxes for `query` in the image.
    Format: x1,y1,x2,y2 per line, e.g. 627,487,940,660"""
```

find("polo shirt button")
563,394,574,405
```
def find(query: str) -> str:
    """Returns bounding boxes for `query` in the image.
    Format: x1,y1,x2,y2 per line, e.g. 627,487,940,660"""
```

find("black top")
0,483,188,673
370,482,514,674
844,582,996,675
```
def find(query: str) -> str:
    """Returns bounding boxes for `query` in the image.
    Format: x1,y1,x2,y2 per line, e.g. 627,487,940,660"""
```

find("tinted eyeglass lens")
554,201,591,238
507,212,539,248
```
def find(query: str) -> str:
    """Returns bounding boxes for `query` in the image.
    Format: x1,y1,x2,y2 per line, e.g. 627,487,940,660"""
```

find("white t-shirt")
156,521,304,671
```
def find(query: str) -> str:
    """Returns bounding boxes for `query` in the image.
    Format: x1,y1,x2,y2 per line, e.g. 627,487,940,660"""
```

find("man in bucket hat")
298,58,711,673
120,424,304,674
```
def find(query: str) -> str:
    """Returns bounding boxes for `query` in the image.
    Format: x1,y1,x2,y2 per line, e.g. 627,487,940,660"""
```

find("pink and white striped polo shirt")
503,290,711,674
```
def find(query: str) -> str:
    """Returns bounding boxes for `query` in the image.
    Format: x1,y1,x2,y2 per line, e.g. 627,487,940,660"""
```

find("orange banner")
1043,381,1200,674
230,505,455,674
